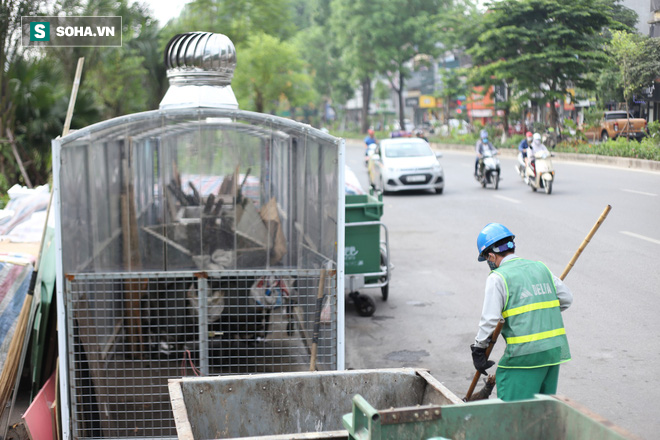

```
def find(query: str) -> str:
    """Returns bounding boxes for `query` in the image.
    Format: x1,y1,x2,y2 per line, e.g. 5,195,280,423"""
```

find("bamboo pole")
309,269,327,371
464,319,504,401
62,57,85,137
560,205,612,280
6,128,32,188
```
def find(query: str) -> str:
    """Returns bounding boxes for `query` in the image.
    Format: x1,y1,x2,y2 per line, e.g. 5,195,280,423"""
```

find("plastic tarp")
0,184,50,242
0,256,34,372
345,165,365,195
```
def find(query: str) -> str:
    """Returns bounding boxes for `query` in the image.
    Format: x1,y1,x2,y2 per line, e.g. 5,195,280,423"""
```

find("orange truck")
583,110,647,142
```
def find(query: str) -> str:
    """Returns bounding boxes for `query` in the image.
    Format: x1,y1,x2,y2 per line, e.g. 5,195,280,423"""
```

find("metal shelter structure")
52,32,345,439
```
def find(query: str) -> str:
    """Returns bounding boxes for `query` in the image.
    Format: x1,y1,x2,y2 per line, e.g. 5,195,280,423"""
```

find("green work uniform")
491,258,570,401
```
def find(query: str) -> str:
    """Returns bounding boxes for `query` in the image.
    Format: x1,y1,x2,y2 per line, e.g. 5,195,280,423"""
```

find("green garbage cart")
344,191,392,317
342,393,640,440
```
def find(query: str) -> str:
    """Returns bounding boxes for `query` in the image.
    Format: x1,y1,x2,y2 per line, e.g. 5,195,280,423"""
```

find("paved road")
343,139,660,440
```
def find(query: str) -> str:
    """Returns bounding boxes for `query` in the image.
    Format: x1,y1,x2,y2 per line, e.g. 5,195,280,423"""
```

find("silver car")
368,138,444,194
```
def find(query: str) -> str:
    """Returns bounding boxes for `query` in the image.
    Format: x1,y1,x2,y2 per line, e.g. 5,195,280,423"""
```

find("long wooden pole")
6,128,32,188
62,57,85,137
560,205,612,280
464,205,613,401
309,269,327,371
464,318,504,401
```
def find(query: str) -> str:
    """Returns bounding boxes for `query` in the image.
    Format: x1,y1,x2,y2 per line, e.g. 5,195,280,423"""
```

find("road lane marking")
620,231,660,245
493,195,521,204
621,189,657,197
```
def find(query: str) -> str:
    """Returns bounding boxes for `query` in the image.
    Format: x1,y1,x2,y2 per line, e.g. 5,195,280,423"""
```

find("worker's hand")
470,344,495,376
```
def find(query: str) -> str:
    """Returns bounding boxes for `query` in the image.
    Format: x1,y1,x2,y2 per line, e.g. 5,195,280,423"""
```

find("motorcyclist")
415,129,428,142
364,129,376,148
526,133,549,176
517,132,533,175
475,129,498,177
364,128,377,162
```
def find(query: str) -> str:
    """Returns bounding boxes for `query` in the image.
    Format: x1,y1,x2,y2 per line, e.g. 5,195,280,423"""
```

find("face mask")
487,260,497,271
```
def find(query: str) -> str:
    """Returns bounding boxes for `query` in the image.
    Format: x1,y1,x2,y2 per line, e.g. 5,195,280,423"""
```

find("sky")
138,0,191,25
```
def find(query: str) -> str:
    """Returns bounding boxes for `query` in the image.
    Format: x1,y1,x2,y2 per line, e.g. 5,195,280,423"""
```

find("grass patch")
554,137,660,161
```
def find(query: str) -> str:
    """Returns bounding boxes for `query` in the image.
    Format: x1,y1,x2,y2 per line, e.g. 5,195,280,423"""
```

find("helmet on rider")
525,131,533,138
477,223,515,261
480,129,488,140
533,133,542,141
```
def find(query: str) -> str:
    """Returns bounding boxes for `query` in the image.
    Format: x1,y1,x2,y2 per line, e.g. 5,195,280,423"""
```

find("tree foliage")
233,32,316,114
468,0,612,129
164,0,296,47
295,25,353,116
330,0,446,132
608,31,660,106
370,0,446,129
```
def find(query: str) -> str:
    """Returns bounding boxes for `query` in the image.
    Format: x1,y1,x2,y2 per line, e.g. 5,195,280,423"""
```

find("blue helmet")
477,223,515,261
480,129,488,140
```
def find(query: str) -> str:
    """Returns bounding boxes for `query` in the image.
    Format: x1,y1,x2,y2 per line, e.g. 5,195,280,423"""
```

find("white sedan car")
368,138,444,194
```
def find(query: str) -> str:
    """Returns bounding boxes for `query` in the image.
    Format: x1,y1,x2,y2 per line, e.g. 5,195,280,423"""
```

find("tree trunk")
255,90,264,114
548,99,558,131
361,77,371,134
398,71,405,131
501,83,510,140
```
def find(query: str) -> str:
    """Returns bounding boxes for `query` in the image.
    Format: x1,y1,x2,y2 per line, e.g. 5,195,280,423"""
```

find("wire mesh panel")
54,108,343,439
66,269,336,439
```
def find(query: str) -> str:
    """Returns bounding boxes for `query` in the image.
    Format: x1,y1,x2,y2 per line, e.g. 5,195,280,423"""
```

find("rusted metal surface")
168,368,461,439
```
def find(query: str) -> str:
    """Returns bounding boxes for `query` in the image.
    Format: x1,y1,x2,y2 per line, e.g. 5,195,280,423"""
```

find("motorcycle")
476,150,500,189
524,150,555,194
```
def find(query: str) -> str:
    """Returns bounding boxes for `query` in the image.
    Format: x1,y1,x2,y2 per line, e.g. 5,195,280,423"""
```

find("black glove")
471,344,495,376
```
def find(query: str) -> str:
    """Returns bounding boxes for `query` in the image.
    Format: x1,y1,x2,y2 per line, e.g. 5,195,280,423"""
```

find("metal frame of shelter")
52,107,345,439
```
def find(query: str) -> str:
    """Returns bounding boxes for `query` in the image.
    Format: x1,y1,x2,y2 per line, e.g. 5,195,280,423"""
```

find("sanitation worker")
471,223,573,401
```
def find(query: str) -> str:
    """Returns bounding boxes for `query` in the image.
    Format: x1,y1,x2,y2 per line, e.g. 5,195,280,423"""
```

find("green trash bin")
343,393,638,440
345,192,384,277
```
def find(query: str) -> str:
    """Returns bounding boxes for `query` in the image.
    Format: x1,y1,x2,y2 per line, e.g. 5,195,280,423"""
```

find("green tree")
467,0,611,131
295,24,353,125
330,0,382,133
608,30,660,132
0,0,160,191
165,0,296,47
437,68,466,124
8,58,100,185
0,0,44,190
233,32,316,114
608,0,638,33
85,48,149,118
371,0,446,131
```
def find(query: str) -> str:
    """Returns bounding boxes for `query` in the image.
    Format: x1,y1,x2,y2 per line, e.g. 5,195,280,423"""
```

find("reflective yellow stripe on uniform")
501,300,560,318
506,328,566,345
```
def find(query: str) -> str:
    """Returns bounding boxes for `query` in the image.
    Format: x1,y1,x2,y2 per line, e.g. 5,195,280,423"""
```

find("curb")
430,142,660,173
